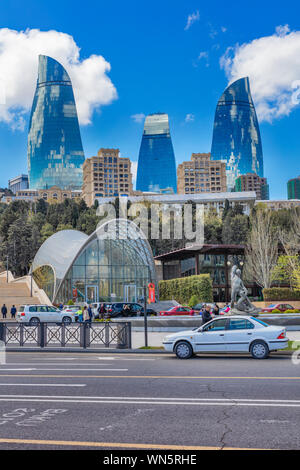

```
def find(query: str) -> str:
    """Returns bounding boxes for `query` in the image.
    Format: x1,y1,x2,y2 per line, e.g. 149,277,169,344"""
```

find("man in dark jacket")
10,305,17,319
202,305,212,325
1,304,7,319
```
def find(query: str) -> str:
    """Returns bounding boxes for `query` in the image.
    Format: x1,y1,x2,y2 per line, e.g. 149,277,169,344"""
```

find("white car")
163,315,288,359
17,305,75,324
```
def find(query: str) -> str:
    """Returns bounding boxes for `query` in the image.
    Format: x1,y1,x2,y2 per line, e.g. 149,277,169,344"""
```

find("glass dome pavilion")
32,219,157,304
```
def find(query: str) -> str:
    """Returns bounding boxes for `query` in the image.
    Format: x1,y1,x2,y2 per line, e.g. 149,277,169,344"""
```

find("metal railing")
0,322,132,349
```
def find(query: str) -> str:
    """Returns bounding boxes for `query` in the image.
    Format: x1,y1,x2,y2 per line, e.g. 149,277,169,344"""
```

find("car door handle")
247,333,252,335
219,334,224,336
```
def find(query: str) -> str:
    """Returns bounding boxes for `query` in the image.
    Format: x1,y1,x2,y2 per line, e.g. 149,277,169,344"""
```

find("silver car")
17,305,74,324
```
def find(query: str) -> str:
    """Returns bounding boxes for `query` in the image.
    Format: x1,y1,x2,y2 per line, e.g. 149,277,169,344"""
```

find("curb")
4,348,294,356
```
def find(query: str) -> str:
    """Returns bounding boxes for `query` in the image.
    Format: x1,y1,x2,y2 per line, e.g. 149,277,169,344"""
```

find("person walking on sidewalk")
1,304,7,319
88,305,93,323
202,305,212,325
10,305,17,319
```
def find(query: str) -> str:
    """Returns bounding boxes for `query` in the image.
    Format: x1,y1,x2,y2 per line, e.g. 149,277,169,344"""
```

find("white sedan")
163,315,288,359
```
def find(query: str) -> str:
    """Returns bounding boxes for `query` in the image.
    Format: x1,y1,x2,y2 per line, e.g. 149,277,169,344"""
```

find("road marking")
0,384,86,387
3,363,113,366
0,368,128,372
0,437,264,450
0,374,299,380
0,395,299,407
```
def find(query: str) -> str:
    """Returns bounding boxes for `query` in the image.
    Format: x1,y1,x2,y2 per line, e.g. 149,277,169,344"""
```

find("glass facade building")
211,77,264,190
32,219,157,304
136,113,177,193
287,176,300,200
27,55,85,190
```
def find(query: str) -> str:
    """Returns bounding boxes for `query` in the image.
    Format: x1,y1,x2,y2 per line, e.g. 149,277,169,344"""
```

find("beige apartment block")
2,186,82,204
177,153,227,194
235,173,269,200
82,148,134,206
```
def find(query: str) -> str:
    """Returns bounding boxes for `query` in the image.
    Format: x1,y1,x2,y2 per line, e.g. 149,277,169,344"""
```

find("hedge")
263,287,300,301
159,274,213,305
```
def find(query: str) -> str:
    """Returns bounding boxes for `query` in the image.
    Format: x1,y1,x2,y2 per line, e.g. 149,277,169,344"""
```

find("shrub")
271,309,281,313
159,274,213,305
263,287,300,301
188,295,199,308
284,309,300,314
67,299,74,305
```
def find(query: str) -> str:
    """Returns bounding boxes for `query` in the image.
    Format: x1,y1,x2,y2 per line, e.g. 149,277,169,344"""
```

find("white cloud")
220,25,300,122
131,113,145,123
0,28,117,129
185,113,195,122
184,11,200,31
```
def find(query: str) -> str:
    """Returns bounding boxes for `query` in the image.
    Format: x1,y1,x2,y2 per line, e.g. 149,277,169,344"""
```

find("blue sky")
0,0,299,199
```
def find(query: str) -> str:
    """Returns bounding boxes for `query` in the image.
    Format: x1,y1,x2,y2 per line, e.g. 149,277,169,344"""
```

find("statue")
230,265,260,315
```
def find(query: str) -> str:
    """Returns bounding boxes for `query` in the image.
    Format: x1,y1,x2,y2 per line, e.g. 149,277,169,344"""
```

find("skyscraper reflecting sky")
27,55,85,190
136,113,177,193
211,77,263,190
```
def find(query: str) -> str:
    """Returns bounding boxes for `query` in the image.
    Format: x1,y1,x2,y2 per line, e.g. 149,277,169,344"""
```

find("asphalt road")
0,351,299,450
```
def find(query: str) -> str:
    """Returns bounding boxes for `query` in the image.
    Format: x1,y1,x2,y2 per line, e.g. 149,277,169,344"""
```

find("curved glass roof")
32,219,157,302
32,229,88,280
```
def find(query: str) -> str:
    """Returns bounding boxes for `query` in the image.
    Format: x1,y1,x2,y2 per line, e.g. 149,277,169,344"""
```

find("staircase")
0,273,41,317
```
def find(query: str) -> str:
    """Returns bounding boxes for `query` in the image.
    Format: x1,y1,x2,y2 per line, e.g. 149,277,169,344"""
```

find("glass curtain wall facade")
211,77,263,190
136,113,177,193
27,55,85,190
32,220,157,305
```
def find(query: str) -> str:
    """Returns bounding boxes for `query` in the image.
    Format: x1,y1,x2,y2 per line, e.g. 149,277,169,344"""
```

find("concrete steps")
0,277,40,315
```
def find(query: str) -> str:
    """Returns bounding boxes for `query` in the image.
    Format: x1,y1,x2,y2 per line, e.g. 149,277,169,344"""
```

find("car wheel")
29,317,40,325
250,340,269,359
62,316,72,324
174,341,193,359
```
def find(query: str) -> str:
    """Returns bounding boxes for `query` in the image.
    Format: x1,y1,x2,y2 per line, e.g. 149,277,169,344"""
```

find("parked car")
162,315,288,359
61,305,83,322
261,303,295,313
159,306,195,316
17,305,74,324
193,303,216,313
98,302,140,318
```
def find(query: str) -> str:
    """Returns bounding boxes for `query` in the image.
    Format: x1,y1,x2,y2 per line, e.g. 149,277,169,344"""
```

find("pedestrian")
202,304,212,325
88,304,93,323
213,304,220,316
76,306,83,322
10,305,17,319
97,303,106,321
1,304,7,319
83,306,89,323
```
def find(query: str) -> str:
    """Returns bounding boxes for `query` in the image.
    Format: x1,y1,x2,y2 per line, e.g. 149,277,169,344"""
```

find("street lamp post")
143,286,148,348
6,255,8,283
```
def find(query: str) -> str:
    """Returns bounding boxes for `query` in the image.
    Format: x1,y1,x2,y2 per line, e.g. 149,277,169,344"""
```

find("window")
251,317,268,327
228,319,254,330
29,306,37,312
203,319,227,331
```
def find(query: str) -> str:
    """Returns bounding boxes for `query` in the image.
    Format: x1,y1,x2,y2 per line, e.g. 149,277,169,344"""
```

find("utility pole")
6,255,8,283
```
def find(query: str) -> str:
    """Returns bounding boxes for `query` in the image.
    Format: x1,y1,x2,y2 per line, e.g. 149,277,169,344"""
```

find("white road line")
0,368,128,372
0,384,86,387
3,363,113,366
0,397,299,407
1,394,300,404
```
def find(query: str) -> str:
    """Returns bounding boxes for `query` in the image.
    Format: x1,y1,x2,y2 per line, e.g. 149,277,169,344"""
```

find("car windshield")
167,307,175,311
267,304,276,308
251,317,268,327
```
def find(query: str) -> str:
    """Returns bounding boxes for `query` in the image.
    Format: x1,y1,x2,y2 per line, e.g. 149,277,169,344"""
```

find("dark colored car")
104,303,156,318
261,303,295,313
